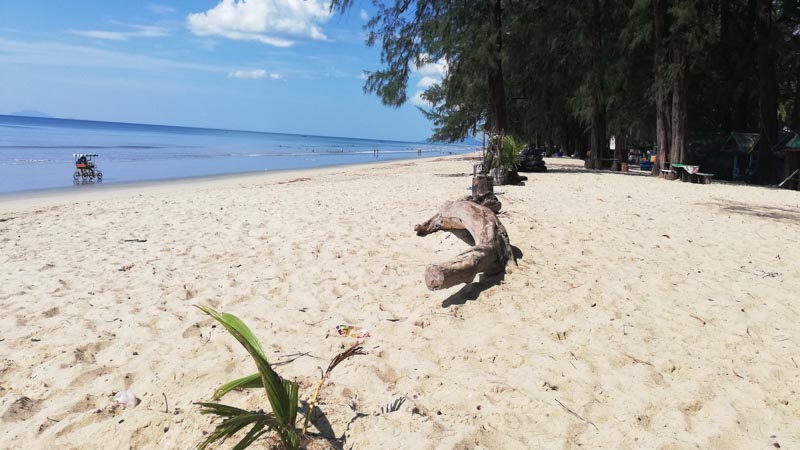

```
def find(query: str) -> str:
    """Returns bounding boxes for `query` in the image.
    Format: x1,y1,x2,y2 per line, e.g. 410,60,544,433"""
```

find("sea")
0,115,474,195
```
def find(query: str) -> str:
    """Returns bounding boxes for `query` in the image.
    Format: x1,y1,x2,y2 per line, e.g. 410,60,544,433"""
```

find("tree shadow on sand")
440,245,522,308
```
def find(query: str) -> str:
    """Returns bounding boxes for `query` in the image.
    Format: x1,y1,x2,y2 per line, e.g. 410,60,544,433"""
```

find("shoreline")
0,152,478,213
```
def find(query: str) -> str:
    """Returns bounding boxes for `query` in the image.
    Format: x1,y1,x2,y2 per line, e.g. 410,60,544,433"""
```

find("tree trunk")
653,0,671,174
588,0,606,169
792,82,800,130
720,0,732,132
414,200,515,290
486,0,508,134
670,44,688,165
733,0,758,131
755,0,777,184
614,131,627,170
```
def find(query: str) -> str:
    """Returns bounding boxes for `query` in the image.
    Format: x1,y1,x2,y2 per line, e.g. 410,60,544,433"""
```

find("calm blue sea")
0,115,472,195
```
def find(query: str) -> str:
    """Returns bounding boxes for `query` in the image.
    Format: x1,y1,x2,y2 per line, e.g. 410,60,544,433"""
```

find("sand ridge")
1,155,799,449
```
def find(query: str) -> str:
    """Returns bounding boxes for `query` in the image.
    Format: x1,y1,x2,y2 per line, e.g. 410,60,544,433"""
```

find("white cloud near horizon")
67,24,168,41
187,0,332,48
410,56,447,108
229,69,281,79
359,9,369,21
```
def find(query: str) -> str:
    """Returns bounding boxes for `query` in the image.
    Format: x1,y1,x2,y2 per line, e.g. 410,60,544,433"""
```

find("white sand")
1,156,799,449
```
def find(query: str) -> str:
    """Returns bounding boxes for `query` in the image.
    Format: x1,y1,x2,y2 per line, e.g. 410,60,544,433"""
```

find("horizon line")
0,113,468,146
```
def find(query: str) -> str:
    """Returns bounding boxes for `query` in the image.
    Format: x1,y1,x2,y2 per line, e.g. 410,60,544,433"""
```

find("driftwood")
460,192,502,213
414,200,515,290
778,168,799,188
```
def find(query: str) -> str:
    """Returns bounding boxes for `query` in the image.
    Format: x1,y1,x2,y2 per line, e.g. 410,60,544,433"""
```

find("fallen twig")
689,314,706,325
162,393,169,413
123,239,147,243
623,353,654,367
426,312,464,320
302,316,332,327
278,177,312,184
272,351,315,367
302,342,366,436
554,399,598,431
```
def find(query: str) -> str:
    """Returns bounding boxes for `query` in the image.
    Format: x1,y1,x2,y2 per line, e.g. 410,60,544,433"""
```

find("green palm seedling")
195,305,300,450
195,305,365,450
501,135,520,169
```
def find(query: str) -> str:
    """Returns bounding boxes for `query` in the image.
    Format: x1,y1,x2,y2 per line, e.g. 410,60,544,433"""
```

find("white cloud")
228,69,281,79
148,3,177,15
359,72,368,80
187,0,332,48
67,24,168,41
416,76,437,88
411,91,431,108
0,37,225,73
414,57,447,78
359,9,369,21
410,56,446,109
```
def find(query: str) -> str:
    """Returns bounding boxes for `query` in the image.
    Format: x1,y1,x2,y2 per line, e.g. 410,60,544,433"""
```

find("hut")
720,132,760,181
775,131,800,190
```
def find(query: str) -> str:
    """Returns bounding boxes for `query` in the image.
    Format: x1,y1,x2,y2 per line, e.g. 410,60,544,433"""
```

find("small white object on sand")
113,390,140,408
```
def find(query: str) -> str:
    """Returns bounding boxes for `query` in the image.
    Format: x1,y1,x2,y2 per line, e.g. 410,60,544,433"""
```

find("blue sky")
0,1,445,141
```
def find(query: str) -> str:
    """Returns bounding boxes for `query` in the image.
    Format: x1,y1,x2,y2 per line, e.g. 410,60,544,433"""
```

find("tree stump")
414,200,516,290
471,175,493,196
491,167,508,185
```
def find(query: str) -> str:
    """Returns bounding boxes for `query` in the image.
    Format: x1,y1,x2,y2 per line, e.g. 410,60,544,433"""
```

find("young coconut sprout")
195,305,364,450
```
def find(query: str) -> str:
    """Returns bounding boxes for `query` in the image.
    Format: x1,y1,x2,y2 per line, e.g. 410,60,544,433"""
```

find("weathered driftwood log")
459,192,502,213
414,200,516,290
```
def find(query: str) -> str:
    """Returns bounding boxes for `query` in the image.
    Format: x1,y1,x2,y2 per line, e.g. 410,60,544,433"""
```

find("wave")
11,159,55,164
0,144,181,150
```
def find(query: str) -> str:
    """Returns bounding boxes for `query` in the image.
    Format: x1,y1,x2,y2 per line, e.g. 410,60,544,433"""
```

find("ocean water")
0,115,472,195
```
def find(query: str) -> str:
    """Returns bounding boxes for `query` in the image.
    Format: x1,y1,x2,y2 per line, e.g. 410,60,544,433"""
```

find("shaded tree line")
334,0,800,183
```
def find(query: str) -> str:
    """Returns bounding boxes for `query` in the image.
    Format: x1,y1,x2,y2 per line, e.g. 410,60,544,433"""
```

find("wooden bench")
660,169,678,180
671,164,714,184
690,172,714,184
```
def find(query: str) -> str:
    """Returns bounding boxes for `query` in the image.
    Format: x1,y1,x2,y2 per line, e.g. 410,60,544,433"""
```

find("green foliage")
486,134,521,169
195,306,300,450
333,0,800,159
195,306,365,450
501,135,520,168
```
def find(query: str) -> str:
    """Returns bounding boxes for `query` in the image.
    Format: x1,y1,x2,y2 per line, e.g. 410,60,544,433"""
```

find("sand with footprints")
1,155,799,448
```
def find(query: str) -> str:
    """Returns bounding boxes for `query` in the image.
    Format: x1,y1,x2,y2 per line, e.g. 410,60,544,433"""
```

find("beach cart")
73,153,103,182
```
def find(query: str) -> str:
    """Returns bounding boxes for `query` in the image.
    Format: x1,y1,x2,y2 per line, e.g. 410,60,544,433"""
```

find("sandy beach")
1,155,799,449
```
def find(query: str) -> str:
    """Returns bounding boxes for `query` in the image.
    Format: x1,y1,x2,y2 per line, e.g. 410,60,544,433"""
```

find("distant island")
10,110,52,118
